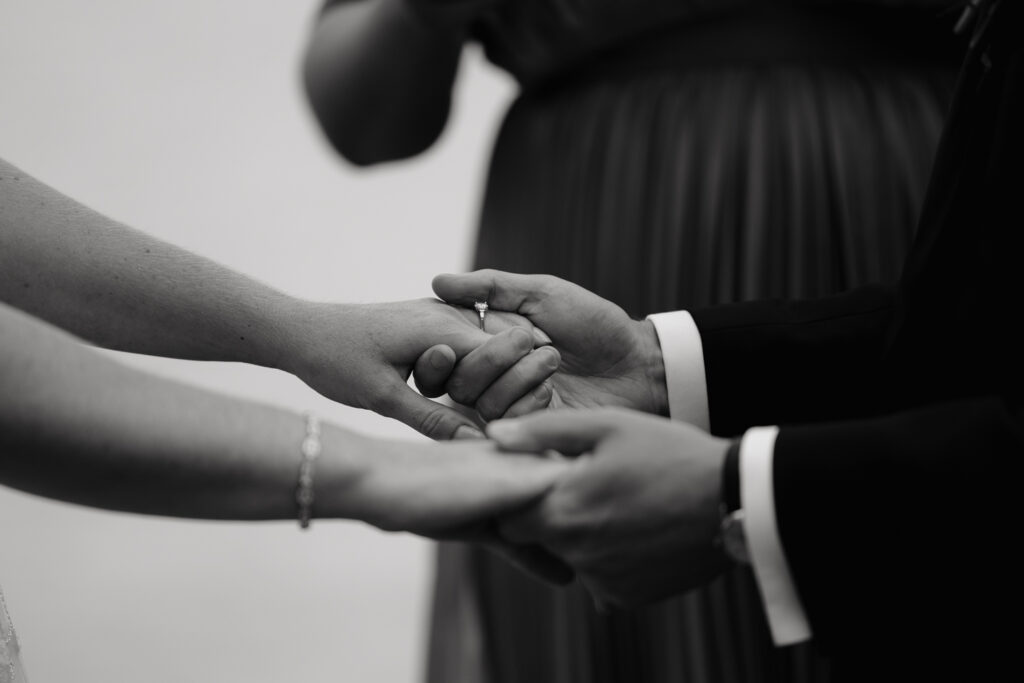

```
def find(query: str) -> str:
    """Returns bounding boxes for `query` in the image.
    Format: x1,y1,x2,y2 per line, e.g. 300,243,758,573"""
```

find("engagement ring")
474,301,489,331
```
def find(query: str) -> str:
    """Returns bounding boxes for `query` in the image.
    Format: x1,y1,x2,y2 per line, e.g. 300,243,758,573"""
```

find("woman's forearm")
302,0,469,165
0,157,559,439
0,300,370,520
0,157,298,369
0,301,566,532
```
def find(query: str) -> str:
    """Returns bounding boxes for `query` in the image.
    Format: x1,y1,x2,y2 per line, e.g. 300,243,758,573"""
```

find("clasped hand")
294,271,734,607
424,270,734,609
279,296,559,440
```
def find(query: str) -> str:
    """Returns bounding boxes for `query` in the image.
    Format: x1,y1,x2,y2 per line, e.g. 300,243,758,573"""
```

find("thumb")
486,410,617,455
413,344,457,398
377,380,484,441
433,269,556,312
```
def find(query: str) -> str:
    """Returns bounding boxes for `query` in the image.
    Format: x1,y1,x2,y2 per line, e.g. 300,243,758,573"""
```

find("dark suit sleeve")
691,284,897,437
689,4,1023,673
771,396,1021,663
691,276,1021,669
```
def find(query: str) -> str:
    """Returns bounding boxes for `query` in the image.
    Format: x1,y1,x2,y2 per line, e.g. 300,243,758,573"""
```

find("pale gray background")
0,1,513,679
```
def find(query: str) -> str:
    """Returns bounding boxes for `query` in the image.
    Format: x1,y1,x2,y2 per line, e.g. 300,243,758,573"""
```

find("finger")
482,540,575,585
446,327,534,407
474,347,560,421
502,380,554,419
486,311,552,346
433,269,565,313
445,400,487,439
448,306,553,347
375,379,483,441
413,344,456,397
486,410,619,454
452,424,487,440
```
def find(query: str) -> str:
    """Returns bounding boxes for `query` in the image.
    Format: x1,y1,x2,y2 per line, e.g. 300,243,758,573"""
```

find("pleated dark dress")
428,2,963,682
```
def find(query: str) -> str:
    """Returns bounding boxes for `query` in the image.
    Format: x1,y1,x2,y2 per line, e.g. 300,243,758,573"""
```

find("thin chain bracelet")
296,412,322,530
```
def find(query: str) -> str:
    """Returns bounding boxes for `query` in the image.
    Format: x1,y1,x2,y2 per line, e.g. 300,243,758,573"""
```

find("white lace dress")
0,586,28,683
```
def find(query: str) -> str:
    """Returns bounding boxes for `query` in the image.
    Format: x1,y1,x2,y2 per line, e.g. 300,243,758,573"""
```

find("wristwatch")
717,438,750,565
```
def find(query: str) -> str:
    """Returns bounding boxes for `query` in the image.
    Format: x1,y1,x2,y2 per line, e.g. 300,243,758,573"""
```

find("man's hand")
430,270,668,420
486,408,731,608
278,298,558,440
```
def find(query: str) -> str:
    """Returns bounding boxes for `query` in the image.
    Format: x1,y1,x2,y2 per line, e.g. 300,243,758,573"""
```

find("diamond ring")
474,301,489,331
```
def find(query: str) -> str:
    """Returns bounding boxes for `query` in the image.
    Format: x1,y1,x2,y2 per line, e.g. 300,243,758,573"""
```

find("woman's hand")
340,433,574,582
354,437,564,535
278,298,558,440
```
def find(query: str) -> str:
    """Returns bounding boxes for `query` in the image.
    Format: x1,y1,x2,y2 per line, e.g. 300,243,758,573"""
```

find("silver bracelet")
296,412,322,530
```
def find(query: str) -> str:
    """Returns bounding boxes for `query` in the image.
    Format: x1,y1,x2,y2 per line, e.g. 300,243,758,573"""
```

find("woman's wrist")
312,430,437,529
263,298,335,376
306,422,378,522
207,288,310,374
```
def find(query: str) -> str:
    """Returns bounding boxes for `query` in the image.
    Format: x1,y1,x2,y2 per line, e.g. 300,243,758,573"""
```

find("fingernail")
429,348,450,370
533,327,553,346
453,425,485,440
511,326,533,351
533,383,551,401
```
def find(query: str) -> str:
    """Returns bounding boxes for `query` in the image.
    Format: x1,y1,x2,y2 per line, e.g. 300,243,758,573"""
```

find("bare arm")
0,157,297,367
0,158,557,439
302,0,492,165
0,300,564,532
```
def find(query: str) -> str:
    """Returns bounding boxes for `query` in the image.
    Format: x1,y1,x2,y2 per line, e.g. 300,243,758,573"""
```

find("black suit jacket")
691,2,1022,678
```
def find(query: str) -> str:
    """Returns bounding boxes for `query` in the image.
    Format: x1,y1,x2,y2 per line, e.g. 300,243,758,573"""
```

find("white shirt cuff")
741,426,812,646
646,311,710,431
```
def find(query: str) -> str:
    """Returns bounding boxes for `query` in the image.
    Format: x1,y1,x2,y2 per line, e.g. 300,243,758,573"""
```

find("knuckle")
415,408,451,439
508,385,550,418
538,274,562,297
505,382,552,417
445,377,472,404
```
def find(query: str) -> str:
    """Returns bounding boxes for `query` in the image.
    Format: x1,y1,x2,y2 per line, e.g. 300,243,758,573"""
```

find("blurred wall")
0,1,514,680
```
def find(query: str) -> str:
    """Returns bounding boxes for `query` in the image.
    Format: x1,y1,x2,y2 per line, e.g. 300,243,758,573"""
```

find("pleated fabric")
476,65,953,315
428,6,959,683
